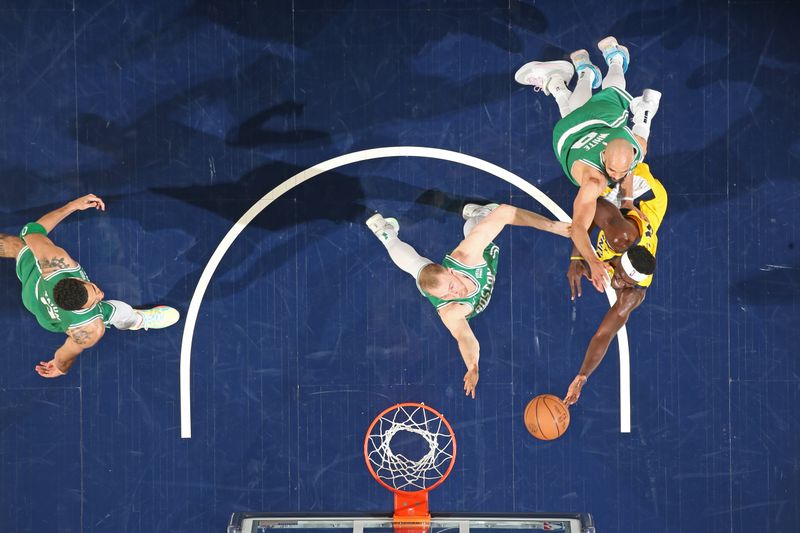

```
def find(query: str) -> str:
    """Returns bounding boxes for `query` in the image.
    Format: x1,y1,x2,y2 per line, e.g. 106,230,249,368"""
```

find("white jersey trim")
67,314,104,329
43,265,83,281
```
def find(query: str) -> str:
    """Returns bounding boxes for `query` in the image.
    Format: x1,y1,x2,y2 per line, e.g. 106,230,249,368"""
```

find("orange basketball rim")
363,403,457,526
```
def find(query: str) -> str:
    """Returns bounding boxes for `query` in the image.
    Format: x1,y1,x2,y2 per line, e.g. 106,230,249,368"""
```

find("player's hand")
69,194,106,212
587,259,611,292
463,366,479,399
35,359,67,378
621,200,649,224
552,221,572,238
567,259,589,300
563,375,588,406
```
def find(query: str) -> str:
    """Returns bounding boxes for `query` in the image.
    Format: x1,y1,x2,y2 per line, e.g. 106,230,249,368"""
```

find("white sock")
382,236,434,279
581,68,596,87
601,63,626,90
546,77,572,118
608,55,624,67
568,70,594,111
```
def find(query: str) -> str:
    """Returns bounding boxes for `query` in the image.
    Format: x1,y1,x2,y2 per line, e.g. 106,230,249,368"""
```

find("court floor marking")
179,146,630,438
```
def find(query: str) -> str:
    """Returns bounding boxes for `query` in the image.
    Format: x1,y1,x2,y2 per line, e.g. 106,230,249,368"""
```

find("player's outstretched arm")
453,204,569,264
563,288,645,405
439,306,480,399
451,204,514,262
35,318,106,378
37,194,106,233
22,194,106,276
506,205,571,238
572,180,610,292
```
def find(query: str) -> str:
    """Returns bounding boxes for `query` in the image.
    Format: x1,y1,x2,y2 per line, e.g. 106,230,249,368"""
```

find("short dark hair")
626,245,656,275
53,278,89,310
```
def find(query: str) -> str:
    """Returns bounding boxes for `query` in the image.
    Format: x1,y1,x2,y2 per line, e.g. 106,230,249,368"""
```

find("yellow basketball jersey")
596,163,668,288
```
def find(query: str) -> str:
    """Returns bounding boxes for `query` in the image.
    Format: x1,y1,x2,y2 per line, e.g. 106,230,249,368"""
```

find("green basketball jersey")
15,246,115,333
552,86,644,186
422,243,499,319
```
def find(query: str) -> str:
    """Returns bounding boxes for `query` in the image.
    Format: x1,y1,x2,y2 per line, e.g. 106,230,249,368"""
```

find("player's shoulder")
448,247,483,268
67,316,106,345
572,163,607,189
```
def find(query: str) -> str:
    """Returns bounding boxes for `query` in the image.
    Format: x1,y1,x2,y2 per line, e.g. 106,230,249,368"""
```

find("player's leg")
567,49,602,112
515,60,575,118
630,89,662,142
105,300,180,331
0,233,24,259
366,213,433,279
597,36,629,90
461,203,499,237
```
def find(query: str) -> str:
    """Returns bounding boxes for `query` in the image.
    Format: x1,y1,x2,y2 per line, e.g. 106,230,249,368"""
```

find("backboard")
227,513,595,533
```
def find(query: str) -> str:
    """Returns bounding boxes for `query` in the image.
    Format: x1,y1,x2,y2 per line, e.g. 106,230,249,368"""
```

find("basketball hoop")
364,403,457,530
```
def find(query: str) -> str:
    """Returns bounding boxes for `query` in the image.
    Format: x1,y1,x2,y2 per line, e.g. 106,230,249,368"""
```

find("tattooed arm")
23,194,106,275
35,318,106,378
23,234,79,276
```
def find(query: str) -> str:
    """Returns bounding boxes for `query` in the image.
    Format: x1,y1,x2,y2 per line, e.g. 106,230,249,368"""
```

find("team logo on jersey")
474,269,495,314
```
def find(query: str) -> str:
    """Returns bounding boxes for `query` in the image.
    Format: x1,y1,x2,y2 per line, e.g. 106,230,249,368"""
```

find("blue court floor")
1,1,798,532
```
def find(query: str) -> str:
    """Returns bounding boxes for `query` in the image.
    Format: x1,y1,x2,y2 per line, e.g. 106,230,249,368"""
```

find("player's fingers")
569,278,576,301
592,277,605,292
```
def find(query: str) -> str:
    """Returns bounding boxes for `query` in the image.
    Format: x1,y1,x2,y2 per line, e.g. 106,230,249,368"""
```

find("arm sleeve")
19,222,48,240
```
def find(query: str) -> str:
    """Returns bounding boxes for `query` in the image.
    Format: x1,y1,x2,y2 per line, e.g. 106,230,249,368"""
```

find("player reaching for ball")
515,36,661,293
366,203,570,399
0,194,180,378
562,162,668,405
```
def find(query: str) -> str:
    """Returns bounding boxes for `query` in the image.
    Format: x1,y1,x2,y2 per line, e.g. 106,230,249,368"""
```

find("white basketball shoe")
514,60,575,95
366,212,399,242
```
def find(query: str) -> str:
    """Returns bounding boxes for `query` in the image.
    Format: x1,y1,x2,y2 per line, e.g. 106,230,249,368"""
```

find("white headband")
620,252,649,283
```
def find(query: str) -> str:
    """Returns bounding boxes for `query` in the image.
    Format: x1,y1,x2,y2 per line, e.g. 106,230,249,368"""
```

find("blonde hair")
418,264,448,294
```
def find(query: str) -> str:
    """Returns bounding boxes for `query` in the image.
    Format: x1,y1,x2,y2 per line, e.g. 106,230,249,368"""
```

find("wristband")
19,222,48,240
570,256,584,261
621,197,634,201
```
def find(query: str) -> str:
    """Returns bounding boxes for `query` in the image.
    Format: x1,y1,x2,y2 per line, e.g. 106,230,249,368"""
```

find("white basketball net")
366,404,455,492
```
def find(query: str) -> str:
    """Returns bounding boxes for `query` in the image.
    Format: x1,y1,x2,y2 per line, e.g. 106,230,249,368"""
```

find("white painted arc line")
179,146,631,438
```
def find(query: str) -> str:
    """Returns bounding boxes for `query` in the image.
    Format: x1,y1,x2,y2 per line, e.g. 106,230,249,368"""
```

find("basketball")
524,394,570,440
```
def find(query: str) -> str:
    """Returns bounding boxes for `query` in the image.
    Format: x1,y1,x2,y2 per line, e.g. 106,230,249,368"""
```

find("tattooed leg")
0,234,24,259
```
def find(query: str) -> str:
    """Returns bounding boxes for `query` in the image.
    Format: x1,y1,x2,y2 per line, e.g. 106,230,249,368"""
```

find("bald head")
603,138,635,181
